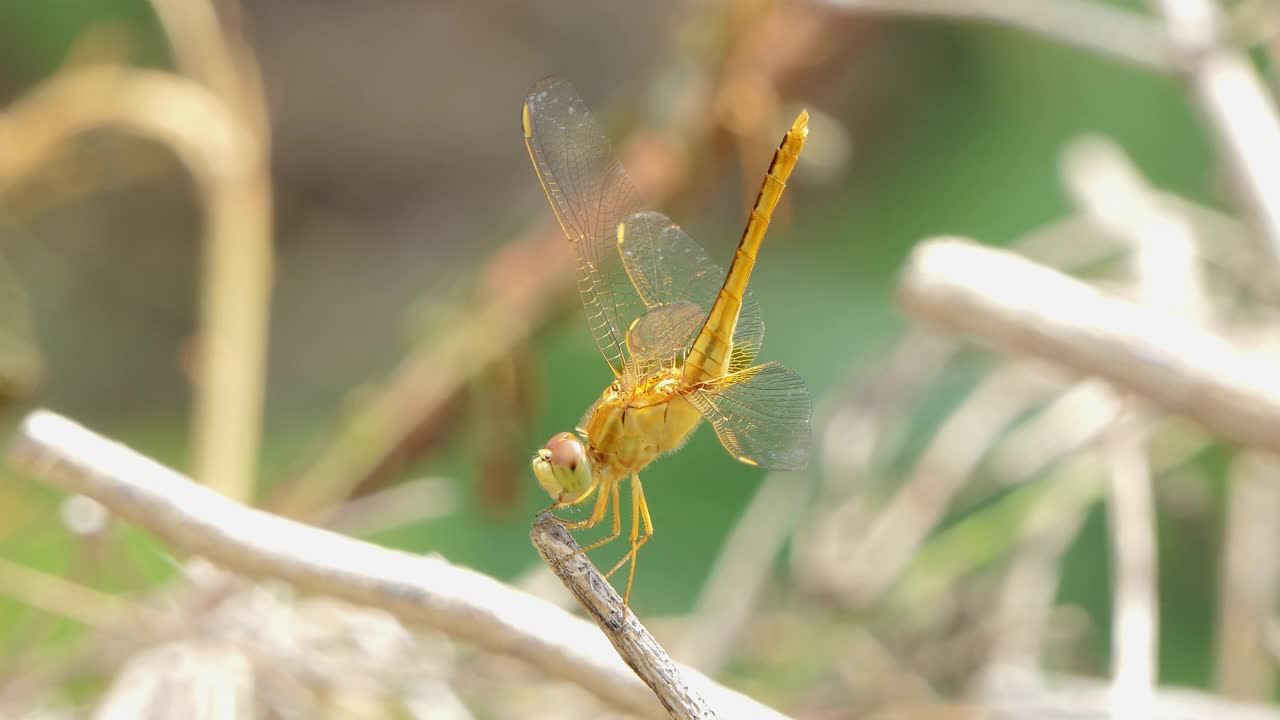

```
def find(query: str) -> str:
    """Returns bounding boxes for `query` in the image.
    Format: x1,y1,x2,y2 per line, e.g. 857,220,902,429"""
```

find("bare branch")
986,380,1118,483
146,0,266,132
1103,410,1158,715
821,0,1176,73
676,471,806,674
7,410,787,720
980,666,1280,720
989,452,1104,668
1061,136,1168,714
149,0,274,502
1146,0,1280,260
0,556,153,631
841,364,1051,607
0,63,270,502
1060,134,1209,322
532,514,726,720
1215,453,1280,700
898,238,1280,456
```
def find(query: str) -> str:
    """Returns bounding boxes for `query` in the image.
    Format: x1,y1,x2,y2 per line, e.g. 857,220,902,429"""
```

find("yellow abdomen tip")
792,109,810,137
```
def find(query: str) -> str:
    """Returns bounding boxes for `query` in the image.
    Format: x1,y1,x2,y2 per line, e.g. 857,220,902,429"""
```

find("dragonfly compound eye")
531,431,593,500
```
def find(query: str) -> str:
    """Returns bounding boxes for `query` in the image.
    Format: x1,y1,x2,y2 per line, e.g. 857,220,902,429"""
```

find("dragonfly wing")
523,77,647,377
617,210,765,374
685,361,810,471
625,301,704,372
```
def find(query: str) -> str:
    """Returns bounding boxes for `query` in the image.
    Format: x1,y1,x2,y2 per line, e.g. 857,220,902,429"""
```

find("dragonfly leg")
557,478,610,531
570,480,622,558
603,473,654,607
537,477,600,521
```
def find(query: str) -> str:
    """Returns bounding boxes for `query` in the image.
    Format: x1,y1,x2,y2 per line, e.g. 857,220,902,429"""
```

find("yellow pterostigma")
523,77,812,606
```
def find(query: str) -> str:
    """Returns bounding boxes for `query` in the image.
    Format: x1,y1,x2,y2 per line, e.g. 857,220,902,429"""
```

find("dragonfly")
523,77,811,606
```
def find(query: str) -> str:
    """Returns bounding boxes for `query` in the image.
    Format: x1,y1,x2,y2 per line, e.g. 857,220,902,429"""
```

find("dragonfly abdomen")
683,110,809,384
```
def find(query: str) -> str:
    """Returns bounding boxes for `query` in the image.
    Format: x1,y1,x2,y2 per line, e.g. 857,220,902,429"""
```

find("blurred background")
0,0,1278,717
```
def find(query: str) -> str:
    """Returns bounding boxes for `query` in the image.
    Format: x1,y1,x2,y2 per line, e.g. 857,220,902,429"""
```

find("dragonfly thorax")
630,367,681,397
574,371,704,482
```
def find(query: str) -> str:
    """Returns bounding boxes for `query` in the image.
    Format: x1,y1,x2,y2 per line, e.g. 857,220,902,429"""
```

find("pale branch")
7,410,788,720
989,452,1104,668
1063,135,1166,713
531,514,719,720
1103,409,1158,715
979,666,1280,720
821,0,1176,74
677,471,805,673
0,63,269,503
897,238,1280,456
1215,453,1280,700
0,556,153,631
841,363,1049,607
1147,0,1280,260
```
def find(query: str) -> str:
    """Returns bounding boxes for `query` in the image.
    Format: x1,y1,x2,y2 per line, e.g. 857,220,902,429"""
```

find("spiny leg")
537,477,600,522
603,473,654,607
624,478,655,607
602,476,642,580
556,478,609,531
571,480,622,558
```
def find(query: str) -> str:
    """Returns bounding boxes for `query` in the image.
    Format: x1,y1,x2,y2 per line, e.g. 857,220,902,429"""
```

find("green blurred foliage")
0,0,164,81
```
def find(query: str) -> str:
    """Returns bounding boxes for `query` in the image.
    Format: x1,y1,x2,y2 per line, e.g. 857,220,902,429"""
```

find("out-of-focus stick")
1215,453,1280,700
823,0,1175,73
532,515,765,720
897,238,1280,455
1147,0,1280,260
8,410,787,720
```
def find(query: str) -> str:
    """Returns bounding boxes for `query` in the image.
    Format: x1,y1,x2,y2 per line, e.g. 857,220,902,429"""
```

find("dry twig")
898,238,1280,456
148,0,273,502
0,59,269,502
1062,135,1172,714
988,452,1104,668
979,666,1280,720
677,471,807,673
841,364,1050,606
1102,410,1158,715
531,514,719,720
1215,453,1280,700
822,0,1176,73
1146,0,1280,259
0,556,151,631
7,410,788,720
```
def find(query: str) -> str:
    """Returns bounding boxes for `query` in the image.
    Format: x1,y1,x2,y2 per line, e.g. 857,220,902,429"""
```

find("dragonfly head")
532,431,594,501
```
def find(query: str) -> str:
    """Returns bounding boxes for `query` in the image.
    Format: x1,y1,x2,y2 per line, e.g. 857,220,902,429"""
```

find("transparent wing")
685,362,810,471
617,210,765,375
625,301,704,374
523,77,646,378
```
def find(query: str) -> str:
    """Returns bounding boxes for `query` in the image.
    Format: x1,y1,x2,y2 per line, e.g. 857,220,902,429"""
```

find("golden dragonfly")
523,77,811,606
